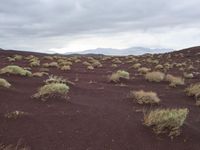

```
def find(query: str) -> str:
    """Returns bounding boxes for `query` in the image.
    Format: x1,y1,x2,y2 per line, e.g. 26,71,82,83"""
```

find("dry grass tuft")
4,111,29,119
185,83,200,105
138,67,151,74
0,78,11,88
0,65,32,77
33,83,69,101
109,70,130,82
165,74,184,87
130,90,160,104
145,71,165,82
144,108,189,137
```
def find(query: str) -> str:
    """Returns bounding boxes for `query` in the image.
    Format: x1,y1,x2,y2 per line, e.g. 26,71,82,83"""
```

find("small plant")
145,71,165,82
4,111,29,119
33,83,69,101
109,70,130,82
111,64,117,68
87,65,94,70
0,142,30,150
60,65,71,71
0,78,11,88
183,72,194,79
83,61,91,66
0,65,32,77
45,75,75,86
32,72,49,77
13,54,23,61
48,62,59,67
165,74,184,87
144,108,189,137
132,63,141,69
185,83,200,105
130,90,160,104
138,67,151,74
155,64,164,70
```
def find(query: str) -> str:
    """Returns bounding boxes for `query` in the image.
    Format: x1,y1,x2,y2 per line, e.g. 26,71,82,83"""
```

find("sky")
0,0,200,53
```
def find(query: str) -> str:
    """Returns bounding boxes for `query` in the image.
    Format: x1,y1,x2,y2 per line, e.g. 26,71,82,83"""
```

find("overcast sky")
0,0,200,53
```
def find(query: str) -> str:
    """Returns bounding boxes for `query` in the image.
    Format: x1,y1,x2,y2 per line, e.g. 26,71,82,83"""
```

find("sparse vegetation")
0,65,32,76
144,108,189,137
4,111,28,119
130,90,160,104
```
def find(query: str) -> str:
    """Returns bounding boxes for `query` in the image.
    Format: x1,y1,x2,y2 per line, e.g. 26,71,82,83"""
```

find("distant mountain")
66,47,173,56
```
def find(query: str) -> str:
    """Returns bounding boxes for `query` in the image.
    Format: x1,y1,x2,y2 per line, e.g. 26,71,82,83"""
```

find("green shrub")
33,83,69,101
0,65,32,76
0,78,11,88
130,90,160,104
144,108,189,137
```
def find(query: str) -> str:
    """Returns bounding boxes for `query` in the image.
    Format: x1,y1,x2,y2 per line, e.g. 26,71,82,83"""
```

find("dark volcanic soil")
0,47,200,150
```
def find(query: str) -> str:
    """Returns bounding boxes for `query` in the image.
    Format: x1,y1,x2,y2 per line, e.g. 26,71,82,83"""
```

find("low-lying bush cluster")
185,83,200,106
145,71,165,82
165,74,184,87
109,70,130,82
0,78,11,88
144,108,189,137
33,75,70,101
130,90,160,104
0,65,32,77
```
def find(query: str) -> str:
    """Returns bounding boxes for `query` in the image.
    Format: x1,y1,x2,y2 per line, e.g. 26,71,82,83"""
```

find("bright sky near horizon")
0,0,200,53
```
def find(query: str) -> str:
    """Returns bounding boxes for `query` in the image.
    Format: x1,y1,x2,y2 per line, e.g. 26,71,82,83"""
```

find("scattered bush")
60,65,71,71
4,111,28,119
145,71,165,82
0,78,11,88
183,72,194,79
138,67,151,74
185,83,200,105
87,65,94,70
130,90,160,104
132,63,141,69
13,54,23,61
32,72,49,77
165,74,184,87
0,65,32,76
144,108,189,137
0,143,30,150
155,64,164,70
33,83,69,101
109,70,130,82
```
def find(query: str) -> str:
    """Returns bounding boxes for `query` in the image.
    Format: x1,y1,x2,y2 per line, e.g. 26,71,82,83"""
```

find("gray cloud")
0,0,200,52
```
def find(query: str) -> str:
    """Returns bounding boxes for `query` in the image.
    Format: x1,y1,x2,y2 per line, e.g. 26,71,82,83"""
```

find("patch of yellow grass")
109,70,130,82
130,90,160,104
0,78,11,88
33,82,69,101
165,74,184,87
0,65,32,76
144,108,189,137
138,67,151,74
145,71,165,82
